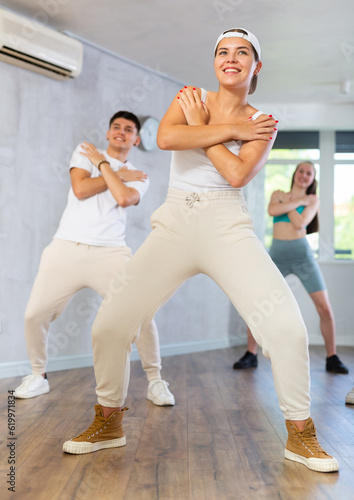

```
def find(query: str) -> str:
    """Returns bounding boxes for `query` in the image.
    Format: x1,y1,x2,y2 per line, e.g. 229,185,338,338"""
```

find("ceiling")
0,0,354,105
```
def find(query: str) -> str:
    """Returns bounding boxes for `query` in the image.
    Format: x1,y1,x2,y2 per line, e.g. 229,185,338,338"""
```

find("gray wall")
0,41,234,378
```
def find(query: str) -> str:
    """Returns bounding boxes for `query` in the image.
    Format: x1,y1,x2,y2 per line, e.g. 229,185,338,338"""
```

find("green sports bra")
273,205,305,223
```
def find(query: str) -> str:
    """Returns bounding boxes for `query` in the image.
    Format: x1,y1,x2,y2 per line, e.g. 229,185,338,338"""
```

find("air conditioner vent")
0,45,73,79
0,8,83,80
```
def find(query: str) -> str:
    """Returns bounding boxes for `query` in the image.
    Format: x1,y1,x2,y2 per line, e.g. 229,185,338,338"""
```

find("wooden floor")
1,345,354,500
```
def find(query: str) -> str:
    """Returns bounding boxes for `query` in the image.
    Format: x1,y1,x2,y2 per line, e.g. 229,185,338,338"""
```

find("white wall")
252,102,354,131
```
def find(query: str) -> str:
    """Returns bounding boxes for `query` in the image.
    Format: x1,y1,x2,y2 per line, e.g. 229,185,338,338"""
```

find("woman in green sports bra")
273,204,305,224
234,161,348,374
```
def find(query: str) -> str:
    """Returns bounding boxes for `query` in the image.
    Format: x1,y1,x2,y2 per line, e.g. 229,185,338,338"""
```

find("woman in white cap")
63,28,339,473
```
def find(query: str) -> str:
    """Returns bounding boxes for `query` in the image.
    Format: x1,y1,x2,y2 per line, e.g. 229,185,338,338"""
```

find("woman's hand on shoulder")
305,194,319,206
268,190,290,215
232,113,277,142
177,86,209,126
272,190,287,202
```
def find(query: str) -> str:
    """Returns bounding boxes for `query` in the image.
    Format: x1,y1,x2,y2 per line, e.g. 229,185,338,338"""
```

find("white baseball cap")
214,28,261,60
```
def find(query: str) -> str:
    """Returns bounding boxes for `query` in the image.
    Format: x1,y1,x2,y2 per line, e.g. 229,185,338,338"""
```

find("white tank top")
168,88,263,192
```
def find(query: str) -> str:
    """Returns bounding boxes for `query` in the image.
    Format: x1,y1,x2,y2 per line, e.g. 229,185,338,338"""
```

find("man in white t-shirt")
14,111,175,406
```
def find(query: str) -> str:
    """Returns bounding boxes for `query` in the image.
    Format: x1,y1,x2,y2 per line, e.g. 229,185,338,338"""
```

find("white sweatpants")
24,239,162,381
92,190,311,420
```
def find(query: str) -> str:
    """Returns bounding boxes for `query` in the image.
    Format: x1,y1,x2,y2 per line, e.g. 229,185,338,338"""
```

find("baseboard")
2,335,353,380
0,337,233,380
306,335,354,347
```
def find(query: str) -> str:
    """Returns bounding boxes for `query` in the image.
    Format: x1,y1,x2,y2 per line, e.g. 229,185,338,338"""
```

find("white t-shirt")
168,88,263,192
54,144,149,247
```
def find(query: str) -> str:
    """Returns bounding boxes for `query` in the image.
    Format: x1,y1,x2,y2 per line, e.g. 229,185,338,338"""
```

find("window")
261,130,354,261
333,132,354,259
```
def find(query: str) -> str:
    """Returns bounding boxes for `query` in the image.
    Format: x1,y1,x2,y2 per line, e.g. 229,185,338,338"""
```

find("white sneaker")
345,385,354,404
147,379,175,406
14,374,50,399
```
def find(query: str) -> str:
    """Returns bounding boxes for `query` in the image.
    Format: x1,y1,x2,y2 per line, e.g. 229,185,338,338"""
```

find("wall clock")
140,116,160,151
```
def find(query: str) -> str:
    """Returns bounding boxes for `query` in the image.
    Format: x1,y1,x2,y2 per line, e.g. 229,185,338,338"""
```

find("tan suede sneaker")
285,418,339,472
63,405,128,454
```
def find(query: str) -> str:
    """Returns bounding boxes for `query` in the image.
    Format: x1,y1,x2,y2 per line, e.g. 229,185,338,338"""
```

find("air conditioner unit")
0,8,83,80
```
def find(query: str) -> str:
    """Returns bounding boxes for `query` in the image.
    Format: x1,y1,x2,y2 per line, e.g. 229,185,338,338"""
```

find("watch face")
140,117,160,151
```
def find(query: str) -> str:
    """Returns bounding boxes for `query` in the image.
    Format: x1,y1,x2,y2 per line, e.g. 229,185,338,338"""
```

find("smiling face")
213,37,262,92
106,117,140,152
293,162,316,190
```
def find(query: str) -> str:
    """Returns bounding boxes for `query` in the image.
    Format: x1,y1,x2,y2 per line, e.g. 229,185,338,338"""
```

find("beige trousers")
24,239,162,381
93,189,311,420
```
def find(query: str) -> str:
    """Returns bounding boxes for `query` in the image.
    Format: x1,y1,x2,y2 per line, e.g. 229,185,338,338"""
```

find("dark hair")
291,161,319,234
214,28,259,95
109,111,141,133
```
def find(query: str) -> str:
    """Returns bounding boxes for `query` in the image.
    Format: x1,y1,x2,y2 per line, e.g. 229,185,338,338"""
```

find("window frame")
259,130,354,264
